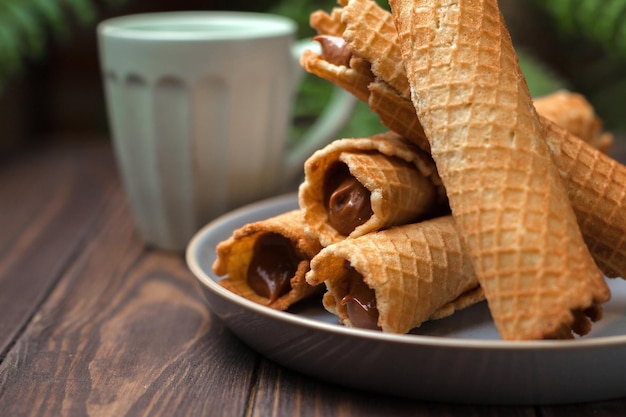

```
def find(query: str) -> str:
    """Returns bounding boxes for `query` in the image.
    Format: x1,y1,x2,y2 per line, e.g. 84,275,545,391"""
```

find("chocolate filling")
340,261,380,330
323,161,373,236
313,35,353,67
246,233,300,303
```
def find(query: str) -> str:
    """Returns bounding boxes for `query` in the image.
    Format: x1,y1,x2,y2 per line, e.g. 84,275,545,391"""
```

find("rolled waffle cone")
541,117,626,279
304,7,376,102
534,90,613,154
303,0,433,155
212,210,322,311
390,0,609,340
306,216,482,333
368,79,430,152
341,0,411,100
300,46,431,152
310,8,345,37
298,131,447,246
300,48,374,103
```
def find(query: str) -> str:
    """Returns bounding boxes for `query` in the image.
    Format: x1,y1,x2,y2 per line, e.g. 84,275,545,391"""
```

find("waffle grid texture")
343,0,411,98
544,120,626,277
307,216,477,333
390,0,608,339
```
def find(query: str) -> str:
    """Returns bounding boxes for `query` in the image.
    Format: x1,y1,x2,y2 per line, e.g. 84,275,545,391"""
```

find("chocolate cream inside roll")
313,35,353,67
299,133,447,247
213,210,322,310
339,261,381,330
246,232,301,303
323,161,374,236
306,217,484,334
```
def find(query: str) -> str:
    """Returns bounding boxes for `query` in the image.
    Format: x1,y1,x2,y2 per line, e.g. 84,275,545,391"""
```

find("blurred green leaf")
533,0,626,59
531,0,626,130
0,0,128,89
517,48,569,97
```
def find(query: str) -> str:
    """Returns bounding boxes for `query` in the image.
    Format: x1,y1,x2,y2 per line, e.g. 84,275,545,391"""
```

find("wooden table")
2,141,626,416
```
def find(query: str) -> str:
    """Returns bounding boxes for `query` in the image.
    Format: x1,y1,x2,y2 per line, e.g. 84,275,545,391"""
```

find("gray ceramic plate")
186,193,626,405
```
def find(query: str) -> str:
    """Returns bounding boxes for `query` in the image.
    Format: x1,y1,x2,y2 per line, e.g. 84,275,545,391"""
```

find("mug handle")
283,38,357,180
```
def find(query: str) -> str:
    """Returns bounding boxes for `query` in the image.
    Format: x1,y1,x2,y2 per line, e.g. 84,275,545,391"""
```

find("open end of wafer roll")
322,160,375,236
326,260,382,331
299,132,447,246
300,44,375,104
311,258,483,332
306,216,482,333
213,210,322,311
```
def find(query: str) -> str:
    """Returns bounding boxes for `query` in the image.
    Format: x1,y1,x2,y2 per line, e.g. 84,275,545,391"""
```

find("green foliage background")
0,0,625,138
0,0,125,84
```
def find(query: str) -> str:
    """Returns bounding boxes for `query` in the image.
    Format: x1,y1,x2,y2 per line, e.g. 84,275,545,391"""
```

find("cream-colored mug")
97,11,356,251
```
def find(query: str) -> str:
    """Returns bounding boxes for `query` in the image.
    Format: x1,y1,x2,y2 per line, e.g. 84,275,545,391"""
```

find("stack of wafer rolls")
213,210,322,311
301,1,626,272
300,132,487,332
212,0,626,340
298,0,626,340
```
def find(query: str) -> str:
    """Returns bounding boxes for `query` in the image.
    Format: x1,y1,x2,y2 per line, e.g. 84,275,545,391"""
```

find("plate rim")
186,192,626,352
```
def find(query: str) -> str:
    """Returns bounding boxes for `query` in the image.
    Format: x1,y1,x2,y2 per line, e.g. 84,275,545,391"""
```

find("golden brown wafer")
542,116,626,278
341,0,411,99
310,8,346,37
300,48,374,103
299,131,447,246
390,0,609,340
306,216,481,333
368,79,431,151
213,210,322,310
534,90,613,153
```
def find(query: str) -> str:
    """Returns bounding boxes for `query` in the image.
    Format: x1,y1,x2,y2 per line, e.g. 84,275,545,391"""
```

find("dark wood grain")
541,399,626,417
0,144,117,354
0,144,258,416
250,359,538,417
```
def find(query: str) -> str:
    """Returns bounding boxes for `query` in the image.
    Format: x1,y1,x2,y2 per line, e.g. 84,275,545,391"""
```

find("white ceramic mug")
97,11,355,251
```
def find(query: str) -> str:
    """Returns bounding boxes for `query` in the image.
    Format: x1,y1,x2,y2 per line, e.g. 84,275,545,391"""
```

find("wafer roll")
306,8,379,102
306,216,482,333
390,0,609,340
300,43,432,152
213,210,322,310
341,0,411,99
542,117,626,279
368,79,431,151
534,90,613,153
310,8,345,37
300,47,374,103
299,131,447,246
